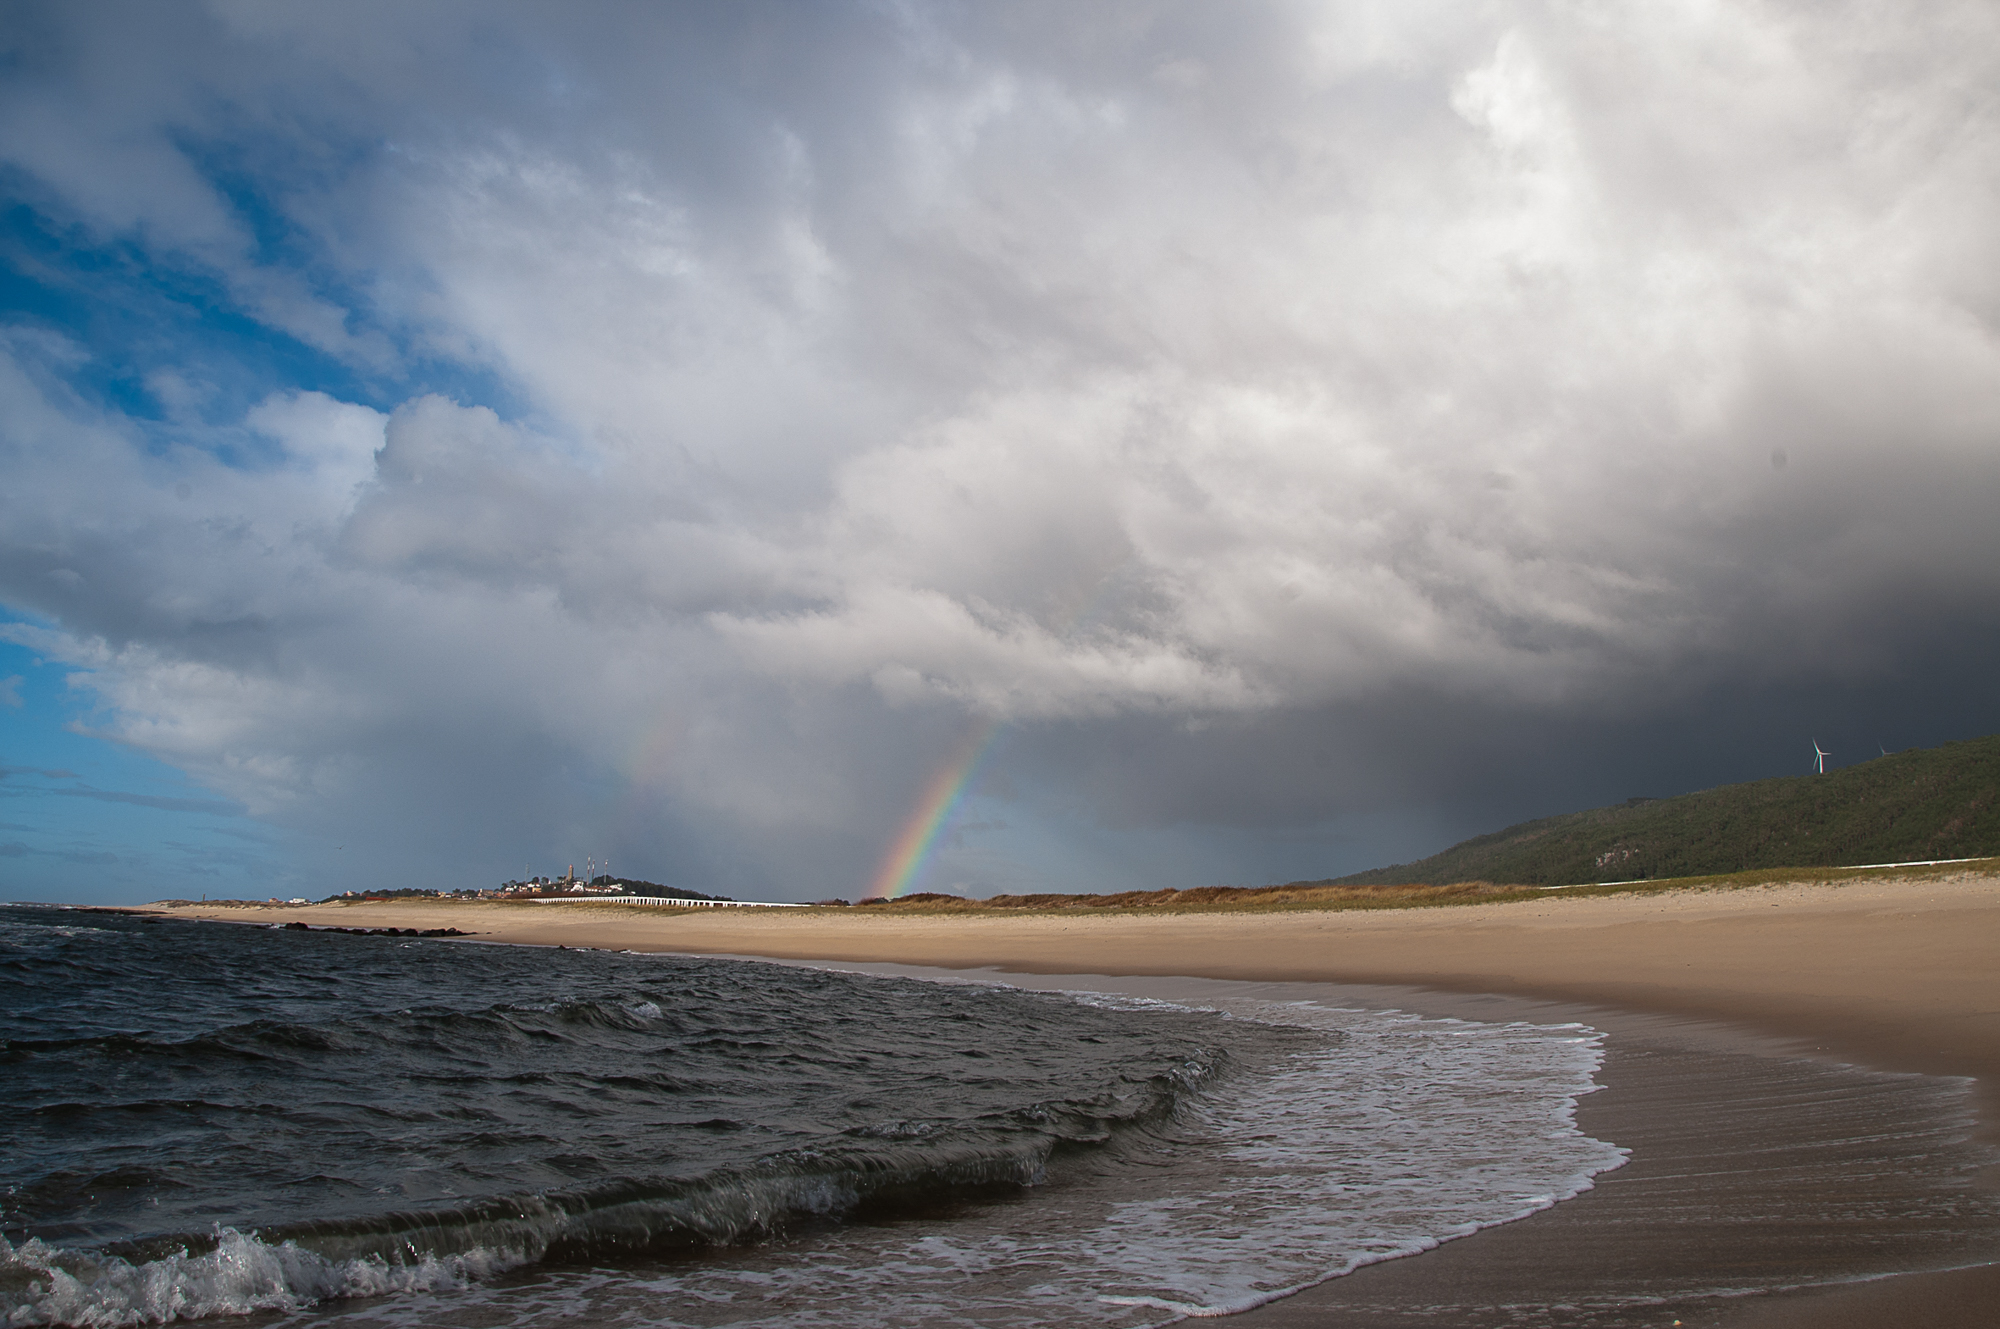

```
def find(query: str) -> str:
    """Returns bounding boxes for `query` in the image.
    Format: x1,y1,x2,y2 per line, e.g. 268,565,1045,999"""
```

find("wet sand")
139,874,2000,1326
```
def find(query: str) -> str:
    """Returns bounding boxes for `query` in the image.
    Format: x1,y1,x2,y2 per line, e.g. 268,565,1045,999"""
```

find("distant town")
322,865,733,905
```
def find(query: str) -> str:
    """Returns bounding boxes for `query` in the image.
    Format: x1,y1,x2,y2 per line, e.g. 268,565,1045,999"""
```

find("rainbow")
862,719,1004,899
601,701,689,853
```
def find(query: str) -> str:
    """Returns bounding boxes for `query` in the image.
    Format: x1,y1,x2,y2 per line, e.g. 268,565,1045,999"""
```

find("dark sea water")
0,905,1632,1327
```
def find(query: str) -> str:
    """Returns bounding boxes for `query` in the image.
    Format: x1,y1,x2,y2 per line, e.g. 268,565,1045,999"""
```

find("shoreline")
787,962,2000,1328
126,874,2000,1326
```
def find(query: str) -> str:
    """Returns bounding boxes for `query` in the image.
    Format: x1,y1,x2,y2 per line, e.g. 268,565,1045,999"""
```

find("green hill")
1328,734,2000,888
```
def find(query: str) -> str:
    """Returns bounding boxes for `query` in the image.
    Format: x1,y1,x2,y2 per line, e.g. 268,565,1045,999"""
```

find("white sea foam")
1077,998,1627,1318
0,1228,524,1327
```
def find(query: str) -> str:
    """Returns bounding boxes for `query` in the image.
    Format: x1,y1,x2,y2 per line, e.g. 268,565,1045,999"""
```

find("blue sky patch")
0,629,282,903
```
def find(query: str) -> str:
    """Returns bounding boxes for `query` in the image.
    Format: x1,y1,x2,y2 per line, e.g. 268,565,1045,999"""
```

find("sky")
3,1,1998,906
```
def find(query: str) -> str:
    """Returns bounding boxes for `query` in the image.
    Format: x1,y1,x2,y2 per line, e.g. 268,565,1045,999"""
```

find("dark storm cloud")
2,1,1997,898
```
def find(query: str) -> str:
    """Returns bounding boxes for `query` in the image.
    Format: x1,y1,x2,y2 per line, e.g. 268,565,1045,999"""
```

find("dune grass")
764,855,1999,917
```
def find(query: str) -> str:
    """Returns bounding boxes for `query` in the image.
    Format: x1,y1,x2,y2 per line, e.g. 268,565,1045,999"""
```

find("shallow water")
2,907,1630,1327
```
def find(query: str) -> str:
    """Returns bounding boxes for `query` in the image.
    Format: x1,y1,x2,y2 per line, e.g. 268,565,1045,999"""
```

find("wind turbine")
1813,741,1829,775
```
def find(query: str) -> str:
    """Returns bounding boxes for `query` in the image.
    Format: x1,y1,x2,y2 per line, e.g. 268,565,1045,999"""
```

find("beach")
140,874,2000,1326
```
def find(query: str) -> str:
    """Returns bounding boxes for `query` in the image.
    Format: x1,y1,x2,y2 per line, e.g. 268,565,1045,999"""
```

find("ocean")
0,905,1632,1327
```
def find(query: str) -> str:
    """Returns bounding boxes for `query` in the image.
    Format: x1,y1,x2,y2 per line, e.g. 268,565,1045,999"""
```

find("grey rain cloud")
2,1,1998,898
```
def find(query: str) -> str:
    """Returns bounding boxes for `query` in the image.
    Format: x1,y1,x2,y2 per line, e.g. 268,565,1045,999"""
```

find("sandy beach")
138,874,2000,1327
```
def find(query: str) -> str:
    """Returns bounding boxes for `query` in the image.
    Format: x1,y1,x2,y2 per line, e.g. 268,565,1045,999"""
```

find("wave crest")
1,1228,520,1328
1,1110,1190,1327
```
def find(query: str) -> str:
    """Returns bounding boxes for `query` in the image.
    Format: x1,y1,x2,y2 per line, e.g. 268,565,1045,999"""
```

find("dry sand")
138,874,2000,1327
